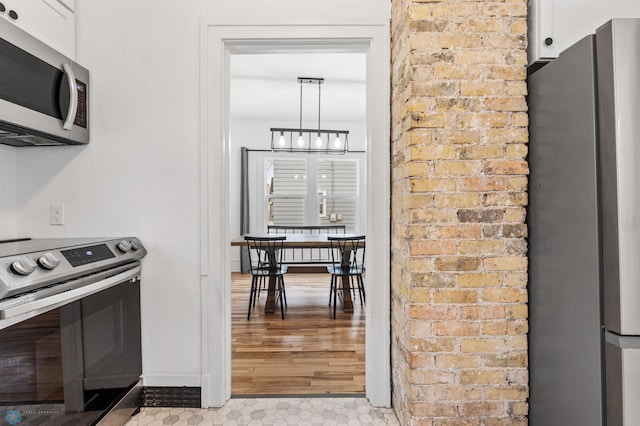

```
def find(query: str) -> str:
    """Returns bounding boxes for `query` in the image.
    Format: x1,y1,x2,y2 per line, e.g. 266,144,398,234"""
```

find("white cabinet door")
529,0,640,64
57,0,75,12
0,0,75,58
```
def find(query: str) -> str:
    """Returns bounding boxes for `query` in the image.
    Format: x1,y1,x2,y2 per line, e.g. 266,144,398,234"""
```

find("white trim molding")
142,374,202,388
200,20,391,408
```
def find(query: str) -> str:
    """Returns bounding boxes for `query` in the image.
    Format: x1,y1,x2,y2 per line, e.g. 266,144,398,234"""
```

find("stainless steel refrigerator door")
528,35,603,425
597,19,640,336
605,332,640,425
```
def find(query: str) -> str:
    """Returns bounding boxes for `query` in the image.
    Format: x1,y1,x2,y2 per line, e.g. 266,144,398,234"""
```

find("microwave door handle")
62,63,78,130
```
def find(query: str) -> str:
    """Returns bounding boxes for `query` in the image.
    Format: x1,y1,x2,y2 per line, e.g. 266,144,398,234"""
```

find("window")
316,160,358,231
266,159,306,226
262,157,362,232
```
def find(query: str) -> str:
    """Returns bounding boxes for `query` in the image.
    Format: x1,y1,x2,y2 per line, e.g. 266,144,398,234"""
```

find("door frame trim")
199,20,391,407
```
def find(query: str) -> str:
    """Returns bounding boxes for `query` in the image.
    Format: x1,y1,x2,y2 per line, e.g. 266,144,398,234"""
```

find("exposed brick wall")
390,1,529,424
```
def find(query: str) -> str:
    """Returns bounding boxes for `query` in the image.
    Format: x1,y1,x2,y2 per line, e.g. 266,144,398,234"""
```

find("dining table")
231,233,365,315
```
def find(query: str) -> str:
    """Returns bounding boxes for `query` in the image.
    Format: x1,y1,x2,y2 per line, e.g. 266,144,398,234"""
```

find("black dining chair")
327,235,365,319
244,235,288,320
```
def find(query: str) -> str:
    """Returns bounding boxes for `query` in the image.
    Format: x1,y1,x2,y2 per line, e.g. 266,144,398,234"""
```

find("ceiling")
230,53,367,123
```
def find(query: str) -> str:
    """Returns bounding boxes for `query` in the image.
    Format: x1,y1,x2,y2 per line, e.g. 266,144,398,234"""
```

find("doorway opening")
200,23,390,408
229,51,367,396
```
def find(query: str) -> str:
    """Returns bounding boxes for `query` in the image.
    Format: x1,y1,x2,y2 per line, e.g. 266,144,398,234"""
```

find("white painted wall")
0,145,16,240
15,1,203,386
10,0,389,391
202,0,390,22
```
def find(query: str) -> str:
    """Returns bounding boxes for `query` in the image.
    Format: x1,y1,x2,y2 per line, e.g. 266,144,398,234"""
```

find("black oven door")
0,275,141,425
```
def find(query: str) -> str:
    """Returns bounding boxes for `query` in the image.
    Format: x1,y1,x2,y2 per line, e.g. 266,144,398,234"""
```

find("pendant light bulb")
297,133,305,147
315,134,323,147
333,134,341,148
278,132,286,147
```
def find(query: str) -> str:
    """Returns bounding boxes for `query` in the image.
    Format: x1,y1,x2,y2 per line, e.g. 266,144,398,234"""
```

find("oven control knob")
10,257,37,275
130,240,141,251
117,240,132,253
38,253,61,270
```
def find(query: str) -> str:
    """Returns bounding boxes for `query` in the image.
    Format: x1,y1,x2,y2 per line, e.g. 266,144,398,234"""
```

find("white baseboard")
231,258,241,272
142,373,202,387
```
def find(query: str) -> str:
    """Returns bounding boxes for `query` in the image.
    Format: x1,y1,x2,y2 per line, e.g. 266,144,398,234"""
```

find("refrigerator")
529,19,640,425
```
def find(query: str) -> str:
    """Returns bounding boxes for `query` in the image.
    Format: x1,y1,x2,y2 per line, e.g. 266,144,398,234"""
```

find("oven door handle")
0,265,141,321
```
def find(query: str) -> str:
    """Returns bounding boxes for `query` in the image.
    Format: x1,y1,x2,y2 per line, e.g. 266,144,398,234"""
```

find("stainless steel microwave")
0,23,89,146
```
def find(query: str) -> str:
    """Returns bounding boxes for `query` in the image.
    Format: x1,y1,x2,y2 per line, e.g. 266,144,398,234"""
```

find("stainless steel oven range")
0,237,146,426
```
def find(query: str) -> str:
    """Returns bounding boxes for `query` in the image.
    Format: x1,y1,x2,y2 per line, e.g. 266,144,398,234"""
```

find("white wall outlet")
50,203,64,226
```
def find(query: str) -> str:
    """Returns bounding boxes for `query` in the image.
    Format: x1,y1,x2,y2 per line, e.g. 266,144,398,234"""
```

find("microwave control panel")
74,80,87,129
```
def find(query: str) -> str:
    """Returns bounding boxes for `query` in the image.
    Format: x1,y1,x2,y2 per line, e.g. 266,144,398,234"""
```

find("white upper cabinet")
529,0,640,64
57,0,74,12
0,0,75,58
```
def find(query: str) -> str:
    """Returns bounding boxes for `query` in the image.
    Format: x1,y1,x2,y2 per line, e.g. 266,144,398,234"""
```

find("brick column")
390,1,529,424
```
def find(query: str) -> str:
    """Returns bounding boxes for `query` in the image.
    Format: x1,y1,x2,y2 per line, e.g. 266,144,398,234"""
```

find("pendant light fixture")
270,77,349,154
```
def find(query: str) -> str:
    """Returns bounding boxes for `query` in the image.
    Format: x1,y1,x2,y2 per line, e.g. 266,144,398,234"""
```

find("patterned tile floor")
125,398,399,426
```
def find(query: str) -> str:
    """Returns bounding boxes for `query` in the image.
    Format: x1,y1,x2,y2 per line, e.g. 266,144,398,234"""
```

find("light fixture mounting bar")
270,128,348,135
298,77,324,85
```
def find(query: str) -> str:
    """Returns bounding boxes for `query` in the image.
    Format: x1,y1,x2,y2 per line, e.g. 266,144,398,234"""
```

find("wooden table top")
230,233,365,248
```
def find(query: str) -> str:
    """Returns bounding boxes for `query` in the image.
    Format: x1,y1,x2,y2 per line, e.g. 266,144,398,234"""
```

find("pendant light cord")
299,82,303,130
318,82,321,131
298,79,323,131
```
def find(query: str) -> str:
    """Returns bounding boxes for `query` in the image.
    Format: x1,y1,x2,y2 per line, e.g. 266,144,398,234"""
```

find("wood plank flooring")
231,272,365,396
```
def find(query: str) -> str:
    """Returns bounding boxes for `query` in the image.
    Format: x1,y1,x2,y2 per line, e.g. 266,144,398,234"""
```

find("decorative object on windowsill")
271,77,349,154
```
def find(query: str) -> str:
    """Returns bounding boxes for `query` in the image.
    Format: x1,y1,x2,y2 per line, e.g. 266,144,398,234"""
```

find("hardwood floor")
231,272,365,396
